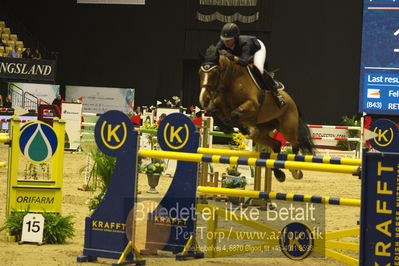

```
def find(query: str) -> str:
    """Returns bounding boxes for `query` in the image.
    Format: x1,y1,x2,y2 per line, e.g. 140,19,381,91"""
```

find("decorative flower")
172,96,181,104
141,121,158,130
141,162,164,174
232,132,247,150
163,96,181,108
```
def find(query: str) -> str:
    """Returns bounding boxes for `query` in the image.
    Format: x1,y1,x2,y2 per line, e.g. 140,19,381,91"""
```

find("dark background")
1,0,363,124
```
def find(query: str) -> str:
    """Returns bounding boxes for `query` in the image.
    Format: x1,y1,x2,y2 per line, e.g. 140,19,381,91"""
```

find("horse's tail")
297,109,315,155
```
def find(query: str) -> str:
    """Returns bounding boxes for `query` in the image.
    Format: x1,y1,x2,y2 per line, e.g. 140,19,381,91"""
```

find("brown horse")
199,48,314,182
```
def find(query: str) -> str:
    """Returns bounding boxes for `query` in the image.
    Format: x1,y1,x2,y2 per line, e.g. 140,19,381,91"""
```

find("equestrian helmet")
220,23,240,41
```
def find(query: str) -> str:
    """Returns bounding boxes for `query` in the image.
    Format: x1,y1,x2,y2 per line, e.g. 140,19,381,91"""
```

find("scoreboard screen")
359,0,399,115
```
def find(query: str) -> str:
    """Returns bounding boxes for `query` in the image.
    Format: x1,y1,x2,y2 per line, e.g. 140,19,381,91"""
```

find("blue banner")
359,0,399,114
360,152,399,265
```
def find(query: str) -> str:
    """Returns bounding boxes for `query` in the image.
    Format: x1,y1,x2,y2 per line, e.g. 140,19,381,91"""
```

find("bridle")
199,63,220,95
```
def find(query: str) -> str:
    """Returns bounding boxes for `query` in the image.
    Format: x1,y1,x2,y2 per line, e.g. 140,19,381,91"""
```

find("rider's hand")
225,53,234,61
236,58,249,66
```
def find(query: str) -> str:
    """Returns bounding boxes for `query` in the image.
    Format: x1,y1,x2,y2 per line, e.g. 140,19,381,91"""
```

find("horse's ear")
212,46,220,63
215,47,220,57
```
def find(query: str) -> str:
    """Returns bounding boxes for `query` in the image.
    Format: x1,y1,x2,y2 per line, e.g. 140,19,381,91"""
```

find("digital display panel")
359,0,399,114
0,116,37,131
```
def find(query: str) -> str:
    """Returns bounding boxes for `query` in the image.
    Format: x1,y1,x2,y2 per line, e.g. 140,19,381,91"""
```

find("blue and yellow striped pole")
197,186,361,207
138,150,361,175
198,147,362,166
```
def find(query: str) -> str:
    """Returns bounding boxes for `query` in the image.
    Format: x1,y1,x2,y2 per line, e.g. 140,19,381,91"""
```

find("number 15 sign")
21,213,44,245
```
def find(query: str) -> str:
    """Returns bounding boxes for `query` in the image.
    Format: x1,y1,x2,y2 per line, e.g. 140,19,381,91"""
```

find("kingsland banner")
0,57,56,82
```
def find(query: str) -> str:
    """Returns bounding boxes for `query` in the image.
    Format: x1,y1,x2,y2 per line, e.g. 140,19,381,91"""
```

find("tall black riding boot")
263,71,285,107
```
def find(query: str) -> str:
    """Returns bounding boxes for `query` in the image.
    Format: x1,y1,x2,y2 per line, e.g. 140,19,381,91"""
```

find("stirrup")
274,80,283,90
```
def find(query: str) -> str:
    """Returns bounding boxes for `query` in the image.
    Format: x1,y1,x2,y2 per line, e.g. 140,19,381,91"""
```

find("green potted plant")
0,208,75,244
336,115,360,151
81,148,116,211
222,175,247,189
222,165,247,205
141,160,165,194
226,165,241,178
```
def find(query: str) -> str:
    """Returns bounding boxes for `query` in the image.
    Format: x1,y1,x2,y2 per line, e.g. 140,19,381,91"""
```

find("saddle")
247,64,284,91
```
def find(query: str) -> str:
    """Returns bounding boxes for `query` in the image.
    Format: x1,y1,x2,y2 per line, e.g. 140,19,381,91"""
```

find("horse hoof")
217,124,234,134
290,170,303,179
238,126,249,135
230,110,241,124
274,170,286,182
220,127,234,134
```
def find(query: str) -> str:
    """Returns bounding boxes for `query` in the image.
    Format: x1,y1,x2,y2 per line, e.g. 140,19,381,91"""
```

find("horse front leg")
230,99,259,128
212,115,235,134
207,96,236,134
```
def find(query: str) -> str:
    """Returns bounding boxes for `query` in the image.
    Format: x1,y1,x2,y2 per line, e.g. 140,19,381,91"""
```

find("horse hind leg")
250,125,286,183
278,122,304,180
289,145,303,180
288,111,314,179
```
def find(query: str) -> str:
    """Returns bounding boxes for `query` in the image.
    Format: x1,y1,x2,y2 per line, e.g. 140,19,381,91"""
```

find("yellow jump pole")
197,147,362,166
197,186,361,207
0,133,9,143
138,150,361,175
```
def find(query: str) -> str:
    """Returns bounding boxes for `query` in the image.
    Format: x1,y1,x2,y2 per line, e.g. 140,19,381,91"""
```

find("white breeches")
253,39,266,74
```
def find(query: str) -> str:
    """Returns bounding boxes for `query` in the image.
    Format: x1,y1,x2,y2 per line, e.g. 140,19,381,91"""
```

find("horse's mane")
218,50,247,79
202,45,248,87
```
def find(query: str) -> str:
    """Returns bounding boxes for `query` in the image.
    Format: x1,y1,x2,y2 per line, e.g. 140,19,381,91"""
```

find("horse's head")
198,45,222,110
199,61,221,109
198,46,243,114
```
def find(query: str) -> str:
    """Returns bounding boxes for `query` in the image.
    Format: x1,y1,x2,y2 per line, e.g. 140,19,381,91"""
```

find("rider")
215,22,285,107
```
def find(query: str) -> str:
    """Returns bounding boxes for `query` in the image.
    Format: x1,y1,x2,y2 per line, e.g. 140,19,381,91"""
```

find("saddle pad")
247,64,285,91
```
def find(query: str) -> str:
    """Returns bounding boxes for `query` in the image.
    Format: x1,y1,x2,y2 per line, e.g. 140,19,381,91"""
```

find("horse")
198,48,314,182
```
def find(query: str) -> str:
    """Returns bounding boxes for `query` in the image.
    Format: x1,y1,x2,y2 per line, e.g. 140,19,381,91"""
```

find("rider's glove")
236,58,249,66
225,53,234,61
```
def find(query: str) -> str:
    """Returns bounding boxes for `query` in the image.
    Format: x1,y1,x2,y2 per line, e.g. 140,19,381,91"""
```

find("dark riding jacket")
215,35,261,66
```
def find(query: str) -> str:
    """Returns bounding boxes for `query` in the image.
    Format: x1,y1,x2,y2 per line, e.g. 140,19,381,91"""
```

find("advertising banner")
0,115,37,132
65,86,134,114
9,82,60,105
0,58,56,82
310,127,351,150
360,152,399,265
61,103,83,150
360,119,399,265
